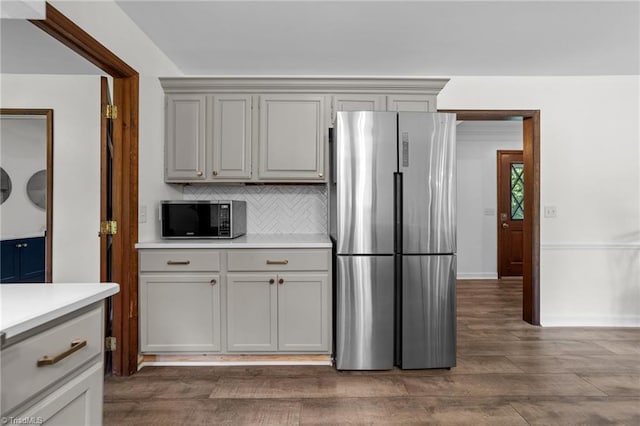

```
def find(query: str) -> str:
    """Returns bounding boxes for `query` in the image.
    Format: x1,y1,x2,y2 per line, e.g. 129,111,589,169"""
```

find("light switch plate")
139,204,147,223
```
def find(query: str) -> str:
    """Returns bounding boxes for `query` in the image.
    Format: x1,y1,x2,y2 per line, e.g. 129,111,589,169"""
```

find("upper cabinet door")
332,94,386,125
387,94,436,112
209,95,253,179
258,94,326,181
166,94,207,181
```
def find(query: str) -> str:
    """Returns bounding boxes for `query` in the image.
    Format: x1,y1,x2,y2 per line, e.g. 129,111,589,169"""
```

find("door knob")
269,278,275,284
278,278,284,285
502,223,509,229
210,279,217,286
196,171,203,177
212,171,218,176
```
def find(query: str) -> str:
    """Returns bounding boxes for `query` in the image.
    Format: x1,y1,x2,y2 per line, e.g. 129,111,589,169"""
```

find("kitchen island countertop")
135,233,332,249
0,283,120,340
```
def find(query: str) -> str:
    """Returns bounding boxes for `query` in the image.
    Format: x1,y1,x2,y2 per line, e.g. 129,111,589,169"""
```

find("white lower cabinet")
226,272,329,352
226,273,278,351
1,303,106,425
139,274,221,352
277,273,329,351
18,362,103,426
138,247,331,355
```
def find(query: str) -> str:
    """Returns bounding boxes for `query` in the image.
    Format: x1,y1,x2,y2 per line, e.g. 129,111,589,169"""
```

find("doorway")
497,150,524,278
0,109,53,284
441,109,540,325
30,4,140,375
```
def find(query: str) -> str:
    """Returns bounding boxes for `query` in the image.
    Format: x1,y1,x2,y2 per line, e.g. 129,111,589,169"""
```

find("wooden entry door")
497,150,524,277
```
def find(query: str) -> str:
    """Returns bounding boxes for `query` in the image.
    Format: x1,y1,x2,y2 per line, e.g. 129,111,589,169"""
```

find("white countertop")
0,283,120,340
136,233,332,249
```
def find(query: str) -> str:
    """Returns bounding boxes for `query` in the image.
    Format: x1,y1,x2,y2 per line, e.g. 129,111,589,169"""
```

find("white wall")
456,121,522,279
0,75,101,282
51,0,183,243
41,3,640,326
0,116,47,240
440,76,640,326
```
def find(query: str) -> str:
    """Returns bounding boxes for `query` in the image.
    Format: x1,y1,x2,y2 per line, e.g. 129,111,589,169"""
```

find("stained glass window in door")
510,163,524,220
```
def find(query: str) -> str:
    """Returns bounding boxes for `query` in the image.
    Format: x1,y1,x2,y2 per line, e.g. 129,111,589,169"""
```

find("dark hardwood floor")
104,279,640,425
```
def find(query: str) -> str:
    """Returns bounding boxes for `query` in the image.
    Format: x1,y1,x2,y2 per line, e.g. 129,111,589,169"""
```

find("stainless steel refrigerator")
330,111,456,370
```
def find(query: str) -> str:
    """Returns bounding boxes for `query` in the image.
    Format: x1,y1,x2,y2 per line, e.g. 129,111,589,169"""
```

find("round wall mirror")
26,169,46,210
0,167,12,204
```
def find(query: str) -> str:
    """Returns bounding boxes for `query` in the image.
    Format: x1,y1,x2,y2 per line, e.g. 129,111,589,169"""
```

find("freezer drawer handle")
167,260,190,265
37,339,87,367
266,260,288,265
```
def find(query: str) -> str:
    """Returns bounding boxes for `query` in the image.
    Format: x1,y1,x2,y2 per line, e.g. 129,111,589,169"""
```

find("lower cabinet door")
19,362,103,426
139,274,221,352
226,273,277,351
278,273,329,352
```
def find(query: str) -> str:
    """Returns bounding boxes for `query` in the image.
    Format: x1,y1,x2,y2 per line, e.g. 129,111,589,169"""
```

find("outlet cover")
544,205,557,218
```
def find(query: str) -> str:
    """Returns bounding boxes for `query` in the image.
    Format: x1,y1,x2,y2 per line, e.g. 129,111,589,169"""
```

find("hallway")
104,279,640,425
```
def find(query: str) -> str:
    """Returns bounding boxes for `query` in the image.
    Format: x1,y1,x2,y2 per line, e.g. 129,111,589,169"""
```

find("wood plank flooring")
104,279,640,425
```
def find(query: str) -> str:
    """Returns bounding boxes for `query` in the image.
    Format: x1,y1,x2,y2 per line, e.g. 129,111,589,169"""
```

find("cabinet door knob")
22,243,28,248
319,172,324,178
269,278,275,284
278,278,284,285
210,279,217,285
212,171,218,176
196,171,203,177
16,244,22,248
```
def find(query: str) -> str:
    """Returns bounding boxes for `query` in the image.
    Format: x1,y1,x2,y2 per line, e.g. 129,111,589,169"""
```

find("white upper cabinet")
165,94,207,181
166,94,252,182
161,77,448,183
258,94,326,181
387,94,436,112
209,95,252,179
331,94,386,124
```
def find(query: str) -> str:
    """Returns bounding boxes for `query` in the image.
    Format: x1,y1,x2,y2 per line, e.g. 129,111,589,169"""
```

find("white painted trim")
138,360,332,370
541,315,640,327
456,272,499,280
541,243,640,250
160,77,449,95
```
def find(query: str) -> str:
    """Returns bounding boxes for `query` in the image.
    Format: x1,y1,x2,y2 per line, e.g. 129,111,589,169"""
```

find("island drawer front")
1,307,102,415
140,250,221,272
227,249,329,271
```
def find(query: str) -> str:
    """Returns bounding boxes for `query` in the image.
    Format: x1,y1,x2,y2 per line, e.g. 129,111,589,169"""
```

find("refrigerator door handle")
394,172,403,254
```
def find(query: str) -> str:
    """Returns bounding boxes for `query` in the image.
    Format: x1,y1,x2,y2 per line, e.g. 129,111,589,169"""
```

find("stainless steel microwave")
160,200,246,239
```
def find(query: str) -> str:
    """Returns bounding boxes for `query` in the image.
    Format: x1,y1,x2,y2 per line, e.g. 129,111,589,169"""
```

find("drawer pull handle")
266,260,288,265
167,260,190,265
37,339,87,367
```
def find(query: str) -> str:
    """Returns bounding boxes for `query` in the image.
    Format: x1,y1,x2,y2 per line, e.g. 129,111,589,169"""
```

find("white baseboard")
138,360,332,369
541,315,640,327
456,272,498,280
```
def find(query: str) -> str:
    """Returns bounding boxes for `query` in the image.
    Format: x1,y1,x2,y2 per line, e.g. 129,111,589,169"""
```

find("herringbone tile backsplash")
184,185,327,234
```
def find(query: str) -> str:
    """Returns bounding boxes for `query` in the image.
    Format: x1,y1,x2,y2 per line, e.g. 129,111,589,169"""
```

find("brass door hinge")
100,220,118,236
103,104,118,119
105,336,117,352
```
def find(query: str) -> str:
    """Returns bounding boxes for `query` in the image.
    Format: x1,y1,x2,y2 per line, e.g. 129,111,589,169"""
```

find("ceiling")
1,1,639,76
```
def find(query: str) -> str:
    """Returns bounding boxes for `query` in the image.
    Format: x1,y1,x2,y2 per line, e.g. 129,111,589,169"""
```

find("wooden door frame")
496,149,524,279
0,108,53,283
440,109,540,325
31,3,140,375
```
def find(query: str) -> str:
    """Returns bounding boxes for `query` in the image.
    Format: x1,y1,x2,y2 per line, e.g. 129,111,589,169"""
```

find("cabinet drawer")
1,307,102,415
227,250,329,271
140,250,220,272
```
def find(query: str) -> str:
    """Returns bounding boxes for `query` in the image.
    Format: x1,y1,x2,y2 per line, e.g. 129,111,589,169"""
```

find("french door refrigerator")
331,111,456,370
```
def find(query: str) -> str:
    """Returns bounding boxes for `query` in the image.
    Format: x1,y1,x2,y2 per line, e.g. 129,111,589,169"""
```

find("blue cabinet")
0,237,45,283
